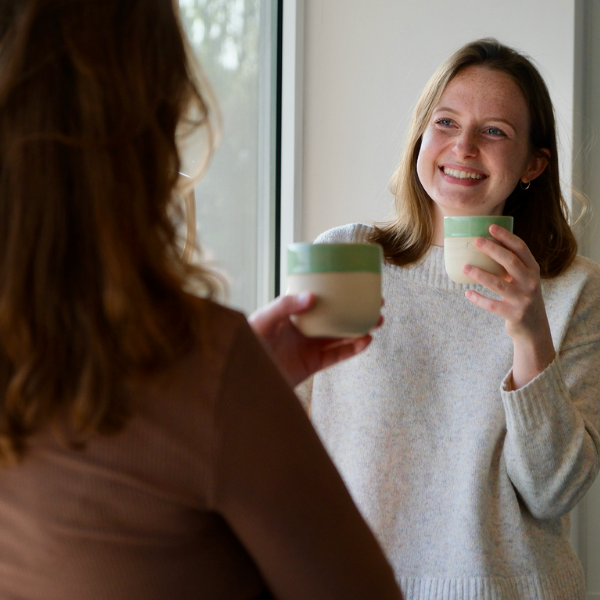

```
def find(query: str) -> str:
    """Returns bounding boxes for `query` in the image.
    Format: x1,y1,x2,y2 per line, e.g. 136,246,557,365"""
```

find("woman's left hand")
249,293,381,387
462,224,556,390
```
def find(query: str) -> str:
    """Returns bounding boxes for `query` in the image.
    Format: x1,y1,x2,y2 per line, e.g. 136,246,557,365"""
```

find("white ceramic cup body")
444,237,506,284
287,271,382,337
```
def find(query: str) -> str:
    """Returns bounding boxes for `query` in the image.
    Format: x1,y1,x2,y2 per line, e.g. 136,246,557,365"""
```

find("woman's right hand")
463,224,555,389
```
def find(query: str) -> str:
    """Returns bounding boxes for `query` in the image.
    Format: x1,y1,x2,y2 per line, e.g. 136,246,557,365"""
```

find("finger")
319,335,372,370
464,289,512,320
473,235,523,268
316,316,383,349
373,314,384,330
274,291,316,316
488,224,538,270
473,236,529,281
249,292,315,327
462,263,517,299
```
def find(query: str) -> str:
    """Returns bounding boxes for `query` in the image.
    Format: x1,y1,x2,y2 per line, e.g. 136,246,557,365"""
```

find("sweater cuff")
501,358,572,432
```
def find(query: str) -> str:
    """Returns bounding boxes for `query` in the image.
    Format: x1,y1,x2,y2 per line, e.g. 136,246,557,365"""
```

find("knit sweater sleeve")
501,261,600,520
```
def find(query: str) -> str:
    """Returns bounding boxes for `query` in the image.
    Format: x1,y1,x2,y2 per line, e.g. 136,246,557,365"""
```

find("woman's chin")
432,196,506,217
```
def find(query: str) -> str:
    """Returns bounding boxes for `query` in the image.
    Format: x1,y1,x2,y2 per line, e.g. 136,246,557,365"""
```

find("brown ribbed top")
0,300,401,600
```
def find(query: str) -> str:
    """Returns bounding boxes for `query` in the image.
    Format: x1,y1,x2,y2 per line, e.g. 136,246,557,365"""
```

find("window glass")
179,0,277,314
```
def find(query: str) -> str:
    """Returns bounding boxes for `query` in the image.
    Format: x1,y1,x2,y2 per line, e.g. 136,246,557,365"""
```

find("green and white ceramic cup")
287,242,383,337
444,215,514,284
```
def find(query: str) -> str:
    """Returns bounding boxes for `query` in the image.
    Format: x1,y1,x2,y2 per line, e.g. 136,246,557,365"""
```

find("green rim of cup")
288,243,382,274
444,216,514,238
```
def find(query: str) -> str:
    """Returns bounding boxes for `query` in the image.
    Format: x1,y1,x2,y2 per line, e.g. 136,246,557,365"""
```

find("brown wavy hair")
368,38,578,276
0,0,222,465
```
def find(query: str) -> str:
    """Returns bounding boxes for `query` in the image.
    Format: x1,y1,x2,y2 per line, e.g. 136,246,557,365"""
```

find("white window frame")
278,0,304,297
256,0,281,308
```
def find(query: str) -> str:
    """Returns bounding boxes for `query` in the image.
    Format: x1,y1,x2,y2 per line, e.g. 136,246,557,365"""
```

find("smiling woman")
416,66,548,244
368,39,576,276
302,38,600,600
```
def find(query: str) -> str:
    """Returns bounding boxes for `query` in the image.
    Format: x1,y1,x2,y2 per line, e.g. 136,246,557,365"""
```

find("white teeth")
443,167,485,180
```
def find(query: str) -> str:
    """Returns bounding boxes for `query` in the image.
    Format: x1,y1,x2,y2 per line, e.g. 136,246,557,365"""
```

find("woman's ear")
522,148,549,185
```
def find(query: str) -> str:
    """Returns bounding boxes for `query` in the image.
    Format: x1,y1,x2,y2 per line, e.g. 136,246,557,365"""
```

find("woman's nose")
453,130,478,158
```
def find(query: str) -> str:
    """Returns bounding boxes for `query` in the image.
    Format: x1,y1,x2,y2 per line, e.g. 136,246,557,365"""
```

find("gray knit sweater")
300,223,600,600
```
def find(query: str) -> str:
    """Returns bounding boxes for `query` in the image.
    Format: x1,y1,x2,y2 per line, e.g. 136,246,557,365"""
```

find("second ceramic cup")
286,242,382,337
444,216,514,284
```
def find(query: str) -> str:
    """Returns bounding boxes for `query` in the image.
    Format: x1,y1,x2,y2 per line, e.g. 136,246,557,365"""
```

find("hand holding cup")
444,215,514,284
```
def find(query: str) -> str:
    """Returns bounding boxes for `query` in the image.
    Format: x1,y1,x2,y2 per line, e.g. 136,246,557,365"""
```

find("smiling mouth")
441,166,487,180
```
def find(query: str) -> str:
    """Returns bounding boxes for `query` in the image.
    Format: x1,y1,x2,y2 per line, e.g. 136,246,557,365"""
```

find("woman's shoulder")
201,297,247,324
543,255,600,316
554,255,600,290
202,298,251,340
313,223,374,244
183,297,252,360
144,299,256,409
572,254,600,276
570,254,600,299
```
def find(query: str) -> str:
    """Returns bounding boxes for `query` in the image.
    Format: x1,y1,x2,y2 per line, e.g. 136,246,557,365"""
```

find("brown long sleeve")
212,311,401,600
0,301,401,600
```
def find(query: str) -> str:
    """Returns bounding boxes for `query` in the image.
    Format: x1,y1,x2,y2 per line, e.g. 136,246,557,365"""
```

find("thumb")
286,291,314,314
268,291,314,317
249,292,315,327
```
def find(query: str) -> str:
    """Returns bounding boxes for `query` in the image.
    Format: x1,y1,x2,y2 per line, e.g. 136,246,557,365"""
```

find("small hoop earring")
520,180,531,191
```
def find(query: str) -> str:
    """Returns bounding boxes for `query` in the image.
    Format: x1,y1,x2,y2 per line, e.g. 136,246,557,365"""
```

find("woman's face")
416,66,547,225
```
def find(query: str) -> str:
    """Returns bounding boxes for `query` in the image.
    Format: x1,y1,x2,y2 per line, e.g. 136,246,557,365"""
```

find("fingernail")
297,291,312,305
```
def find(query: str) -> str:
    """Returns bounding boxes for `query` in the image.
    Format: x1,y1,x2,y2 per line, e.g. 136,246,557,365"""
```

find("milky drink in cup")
443,215,514,284
286,243,382,337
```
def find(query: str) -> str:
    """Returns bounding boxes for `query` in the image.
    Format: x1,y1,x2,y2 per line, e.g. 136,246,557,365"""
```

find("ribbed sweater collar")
385,244,486,293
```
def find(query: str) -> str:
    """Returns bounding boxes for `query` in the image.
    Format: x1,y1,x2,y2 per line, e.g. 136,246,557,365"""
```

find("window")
179,0,280,314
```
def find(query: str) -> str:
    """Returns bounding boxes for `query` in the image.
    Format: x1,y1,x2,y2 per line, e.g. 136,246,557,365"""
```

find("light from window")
179,0,278,314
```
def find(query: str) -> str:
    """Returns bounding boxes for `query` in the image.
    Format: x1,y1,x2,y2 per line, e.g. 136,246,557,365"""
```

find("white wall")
296,0,599,594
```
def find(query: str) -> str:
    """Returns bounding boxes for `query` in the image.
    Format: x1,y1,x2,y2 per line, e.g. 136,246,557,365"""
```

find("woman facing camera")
302,39,600,599
0,1,402,599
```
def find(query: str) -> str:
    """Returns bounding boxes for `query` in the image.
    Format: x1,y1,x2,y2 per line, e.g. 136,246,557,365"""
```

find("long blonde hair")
0,0,222,465
369,38,578,277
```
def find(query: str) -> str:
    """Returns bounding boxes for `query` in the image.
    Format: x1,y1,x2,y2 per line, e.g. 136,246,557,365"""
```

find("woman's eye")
435,118,453,127
486,127,505,136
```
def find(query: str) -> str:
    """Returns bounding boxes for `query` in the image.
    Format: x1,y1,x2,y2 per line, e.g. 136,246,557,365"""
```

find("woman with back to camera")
301,38,600,599
0,1,403,599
